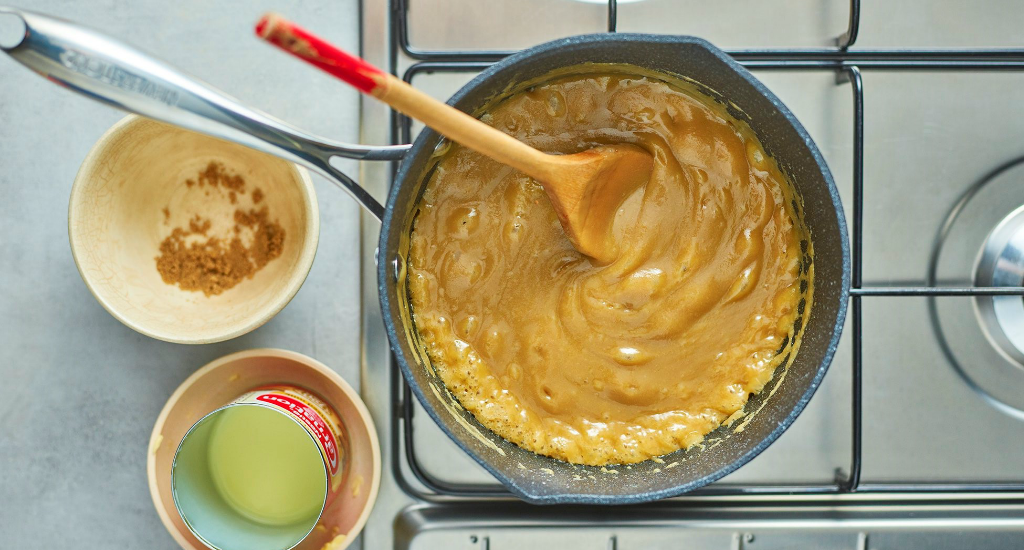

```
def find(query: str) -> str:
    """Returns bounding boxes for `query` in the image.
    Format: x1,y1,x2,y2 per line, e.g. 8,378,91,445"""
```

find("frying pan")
1,8,850,505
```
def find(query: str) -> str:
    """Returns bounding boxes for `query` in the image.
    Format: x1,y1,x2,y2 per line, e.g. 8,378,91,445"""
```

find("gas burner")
930,156,1024,418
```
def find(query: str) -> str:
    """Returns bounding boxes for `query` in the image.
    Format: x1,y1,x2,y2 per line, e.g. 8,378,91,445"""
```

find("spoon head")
545,144,654,264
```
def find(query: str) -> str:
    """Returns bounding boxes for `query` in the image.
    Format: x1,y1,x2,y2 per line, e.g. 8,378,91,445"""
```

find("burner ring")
928,155,1024,419
974,204,1024,367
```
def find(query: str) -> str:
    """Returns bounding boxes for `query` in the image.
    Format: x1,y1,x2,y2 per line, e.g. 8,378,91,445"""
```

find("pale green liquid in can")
207,406,326,526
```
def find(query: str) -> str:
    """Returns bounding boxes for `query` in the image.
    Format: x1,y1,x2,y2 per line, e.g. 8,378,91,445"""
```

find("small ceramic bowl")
69,115,319,344
148,349,380,550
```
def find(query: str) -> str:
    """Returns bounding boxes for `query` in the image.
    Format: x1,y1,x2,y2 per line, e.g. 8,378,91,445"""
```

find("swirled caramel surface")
408,71,811,465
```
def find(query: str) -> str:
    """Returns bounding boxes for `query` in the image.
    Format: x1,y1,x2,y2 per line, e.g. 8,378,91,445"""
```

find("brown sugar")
155,164,285,296
190,161,247,193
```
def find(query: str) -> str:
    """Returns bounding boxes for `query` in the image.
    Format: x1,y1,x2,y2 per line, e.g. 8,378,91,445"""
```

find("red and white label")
255,392,340,474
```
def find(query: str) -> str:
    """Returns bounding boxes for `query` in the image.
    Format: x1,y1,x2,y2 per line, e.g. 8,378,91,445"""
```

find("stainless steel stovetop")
356,1,1024,547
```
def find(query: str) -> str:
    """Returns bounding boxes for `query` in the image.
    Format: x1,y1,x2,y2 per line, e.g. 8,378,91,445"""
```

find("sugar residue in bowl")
155,162,284,296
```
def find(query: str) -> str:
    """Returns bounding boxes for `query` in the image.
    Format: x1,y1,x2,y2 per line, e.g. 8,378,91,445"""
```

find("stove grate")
386,0,1024,502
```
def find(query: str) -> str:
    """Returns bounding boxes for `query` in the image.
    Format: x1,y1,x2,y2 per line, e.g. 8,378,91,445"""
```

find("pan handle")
0,7,404,220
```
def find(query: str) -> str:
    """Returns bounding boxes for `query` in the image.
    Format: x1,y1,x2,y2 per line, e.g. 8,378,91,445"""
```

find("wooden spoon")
256,14,653,264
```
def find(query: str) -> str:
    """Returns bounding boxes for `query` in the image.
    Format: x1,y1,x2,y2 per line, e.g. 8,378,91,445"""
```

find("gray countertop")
0,2,364,548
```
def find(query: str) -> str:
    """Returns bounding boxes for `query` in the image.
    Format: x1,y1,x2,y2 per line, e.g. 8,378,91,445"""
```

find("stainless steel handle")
0,7,408,220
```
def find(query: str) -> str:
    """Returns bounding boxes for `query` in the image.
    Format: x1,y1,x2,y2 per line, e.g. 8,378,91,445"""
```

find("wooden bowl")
69,115,319,344
148,349,381,550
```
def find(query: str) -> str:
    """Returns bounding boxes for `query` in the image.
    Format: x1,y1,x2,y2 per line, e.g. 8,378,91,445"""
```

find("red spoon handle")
255,13,385,95
256,12,554,184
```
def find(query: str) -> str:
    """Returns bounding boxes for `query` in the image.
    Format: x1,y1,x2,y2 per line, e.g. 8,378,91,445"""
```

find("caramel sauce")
408,72,811,465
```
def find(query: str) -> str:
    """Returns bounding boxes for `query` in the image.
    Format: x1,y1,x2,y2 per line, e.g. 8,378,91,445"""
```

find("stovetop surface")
401,0,1024,50
357,1,1024,548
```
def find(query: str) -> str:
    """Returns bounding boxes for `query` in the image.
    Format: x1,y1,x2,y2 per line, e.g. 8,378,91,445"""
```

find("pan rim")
378,32,851,505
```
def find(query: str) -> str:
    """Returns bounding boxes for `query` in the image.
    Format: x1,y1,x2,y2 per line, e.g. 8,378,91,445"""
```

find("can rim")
170,402,329,550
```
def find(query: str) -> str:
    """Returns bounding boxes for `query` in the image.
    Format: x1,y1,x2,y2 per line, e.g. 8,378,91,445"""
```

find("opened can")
171,385,348,550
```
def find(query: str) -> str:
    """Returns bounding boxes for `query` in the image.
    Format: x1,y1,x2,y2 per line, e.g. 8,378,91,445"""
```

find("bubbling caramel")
408,71,811,466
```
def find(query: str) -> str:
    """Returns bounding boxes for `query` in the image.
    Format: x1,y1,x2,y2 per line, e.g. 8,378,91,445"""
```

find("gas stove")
356,1,1024,547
